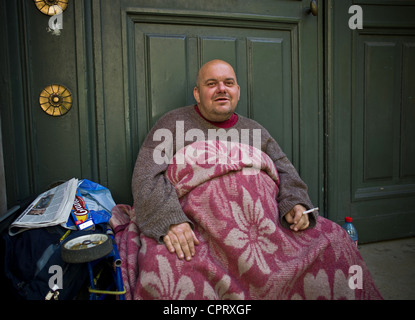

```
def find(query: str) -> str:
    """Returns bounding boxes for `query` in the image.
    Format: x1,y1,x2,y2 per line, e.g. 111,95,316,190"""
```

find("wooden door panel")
328,0,415,242
401,44,415,178
129,18,294,157
353,36,415,199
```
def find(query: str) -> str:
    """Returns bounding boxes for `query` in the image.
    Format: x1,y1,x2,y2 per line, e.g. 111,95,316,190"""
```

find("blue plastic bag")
66,179,115,230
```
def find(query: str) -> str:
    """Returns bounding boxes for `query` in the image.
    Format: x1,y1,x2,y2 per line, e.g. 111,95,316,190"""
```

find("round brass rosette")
39,84,73,117
34,0,68,16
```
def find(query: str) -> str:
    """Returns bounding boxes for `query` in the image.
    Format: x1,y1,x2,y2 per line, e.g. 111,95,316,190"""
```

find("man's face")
193,61,240,122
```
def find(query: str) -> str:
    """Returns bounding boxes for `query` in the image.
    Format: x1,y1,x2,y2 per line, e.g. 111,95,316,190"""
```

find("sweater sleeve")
131,141,193,243
264,136,318,228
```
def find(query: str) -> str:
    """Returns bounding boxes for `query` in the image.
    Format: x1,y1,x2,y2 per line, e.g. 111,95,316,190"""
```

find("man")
125,59,382,300
132,59,316,262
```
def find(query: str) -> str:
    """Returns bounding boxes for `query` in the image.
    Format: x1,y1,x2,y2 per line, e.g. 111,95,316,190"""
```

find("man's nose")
216,82,226,92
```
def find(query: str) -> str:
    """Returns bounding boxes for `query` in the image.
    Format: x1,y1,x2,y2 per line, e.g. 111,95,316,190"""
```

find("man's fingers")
285,209,295,224
287,205,310,232
192,230,200,246
177,231,193,260
165,232,185,259
181,229,201,259
163,234,175,253
164,223,199,261
285,207,302,225
291,214,310,232
292,206,304,224
300,218,310,230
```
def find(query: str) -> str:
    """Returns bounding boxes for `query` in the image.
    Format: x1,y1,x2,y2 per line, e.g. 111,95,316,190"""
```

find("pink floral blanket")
110,141,382,300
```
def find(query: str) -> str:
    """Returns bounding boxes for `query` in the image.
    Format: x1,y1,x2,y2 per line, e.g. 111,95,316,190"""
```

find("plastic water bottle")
342,217,358,248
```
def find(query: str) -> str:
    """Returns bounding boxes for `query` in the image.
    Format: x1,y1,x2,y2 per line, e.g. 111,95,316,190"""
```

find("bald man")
132,60,316,262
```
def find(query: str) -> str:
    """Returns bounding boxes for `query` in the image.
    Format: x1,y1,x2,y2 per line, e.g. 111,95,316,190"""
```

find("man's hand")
163,222,200,261
284,204,310,231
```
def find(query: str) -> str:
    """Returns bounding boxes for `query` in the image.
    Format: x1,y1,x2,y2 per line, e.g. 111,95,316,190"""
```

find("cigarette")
303,207,319,215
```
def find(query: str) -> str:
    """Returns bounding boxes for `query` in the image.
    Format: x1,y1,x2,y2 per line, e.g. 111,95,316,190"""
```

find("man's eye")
225,81,235,86
206,82,216,87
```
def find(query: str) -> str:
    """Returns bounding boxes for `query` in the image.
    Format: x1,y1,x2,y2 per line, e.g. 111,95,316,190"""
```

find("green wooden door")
0,1,96,207
95,0,324,205
1,1,323,213
327,0,415,242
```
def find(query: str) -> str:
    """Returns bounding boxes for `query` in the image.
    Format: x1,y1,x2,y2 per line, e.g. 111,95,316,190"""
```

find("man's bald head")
196,60,237,88
193,60,240,122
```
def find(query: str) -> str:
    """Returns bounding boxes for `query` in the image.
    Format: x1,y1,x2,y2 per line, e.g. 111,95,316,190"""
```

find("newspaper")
9,178,78,236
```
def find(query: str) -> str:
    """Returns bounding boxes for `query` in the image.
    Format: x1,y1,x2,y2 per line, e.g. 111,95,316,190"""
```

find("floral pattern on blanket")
110,141,383,300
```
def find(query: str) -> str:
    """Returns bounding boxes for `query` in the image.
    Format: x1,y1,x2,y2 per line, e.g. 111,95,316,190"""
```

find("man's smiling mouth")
214,96,230,102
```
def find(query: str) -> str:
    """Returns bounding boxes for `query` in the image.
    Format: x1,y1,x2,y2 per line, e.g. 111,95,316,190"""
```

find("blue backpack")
3,179,115,300
4,226,88,300
3,225,108,300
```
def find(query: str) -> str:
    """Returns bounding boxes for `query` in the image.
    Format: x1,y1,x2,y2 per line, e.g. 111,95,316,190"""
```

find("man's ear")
193,86,200,103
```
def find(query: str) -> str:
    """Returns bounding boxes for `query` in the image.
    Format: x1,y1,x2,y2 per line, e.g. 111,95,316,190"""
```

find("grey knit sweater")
132,105,317,242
